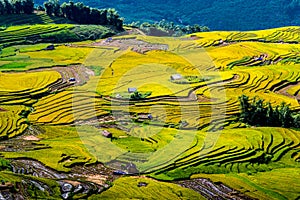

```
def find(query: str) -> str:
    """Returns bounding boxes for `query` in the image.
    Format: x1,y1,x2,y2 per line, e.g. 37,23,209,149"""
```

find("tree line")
0,0,34,15
127,19,209,36
42,0,123,30
238,94,300,128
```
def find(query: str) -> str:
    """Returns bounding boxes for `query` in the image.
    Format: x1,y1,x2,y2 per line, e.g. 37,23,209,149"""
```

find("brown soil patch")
93,38,168,54
22,135,40,141
30,65,94,92
85,174,108,185
0,107,7,112
62,180,81,187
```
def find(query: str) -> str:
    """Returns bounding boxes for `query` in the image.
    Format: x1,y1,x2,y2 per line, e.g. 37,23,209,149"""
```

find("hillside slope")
35,0,299,31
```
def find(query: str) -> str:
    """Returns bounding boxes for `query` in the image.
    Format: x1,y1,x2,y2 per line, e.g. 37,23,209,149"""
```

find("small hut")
69,77,76,82
128,88,137,93
170,74,183,81
147,114,153,120
138,182,148,187
106,37,113,43
102,130,112,138
45,44,55,50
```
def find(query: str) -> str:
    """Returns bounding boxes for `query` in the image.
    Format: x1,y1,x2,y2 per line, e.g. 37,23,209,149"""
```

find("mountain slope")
36,0,299,30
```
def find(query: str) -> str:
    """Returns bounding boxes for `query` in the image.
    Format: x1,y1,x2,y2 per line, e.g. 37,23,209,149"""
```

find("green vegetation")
0,12,75,26
239,94,300,128
0,23,116,50
87,65,103,76
0,158,11,171
2,125,97,171
0,0,34,15
43,0,123,30
130,91,152,100
89,177,205,199
129,19,209,36
0,171,62,199
148,127,300,181
0,23,300,199
34,0,300,31
193,168,300,200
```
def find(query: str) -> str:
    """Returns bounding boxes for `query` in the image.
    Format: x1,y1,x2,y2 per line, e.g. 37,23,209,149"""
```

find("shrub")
130,91,152,100
0,158,11,171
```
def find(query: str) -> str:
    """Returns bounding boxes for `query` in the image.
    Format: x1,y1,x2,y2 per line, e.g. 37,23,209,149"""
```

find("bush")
130,91,152,100
0,158,11,171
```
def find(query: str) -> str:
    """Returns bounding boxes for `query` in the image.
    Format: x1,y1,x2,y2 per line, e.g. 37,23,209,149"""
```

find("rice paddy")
90,176,205,199
0,24,299,199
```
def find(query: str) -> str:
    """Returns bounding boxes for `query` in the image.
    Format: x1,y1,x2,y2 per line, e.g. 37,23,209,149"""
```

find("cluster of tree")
127,19,209,36
0,0,34,15
42,0,123,30
238,95,300,128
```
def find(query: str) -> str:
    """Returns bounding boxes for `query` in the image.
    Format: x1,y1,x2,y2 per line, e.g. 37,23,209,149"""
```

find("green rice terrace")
0,10,300,199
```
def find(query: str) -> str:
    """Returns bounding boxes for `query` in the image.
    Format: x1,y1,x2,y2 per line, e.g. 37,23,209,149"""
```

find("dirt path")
30,65,95,92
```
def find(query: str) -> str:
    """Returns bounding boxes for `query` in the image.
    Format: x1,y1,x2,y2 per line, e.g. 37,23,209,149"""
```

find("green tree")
13,0,22,14
278,102,293,127
238,95,299,128
3,0,13,14
22,0,34,14
0,1,5,15
44,0,60,16
238,94,251,123
44,1,53,15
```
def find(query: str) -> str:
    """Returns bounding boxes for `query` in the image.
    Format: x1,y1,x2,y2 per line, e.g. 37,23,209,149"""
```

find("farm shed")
45,44,55,50
170,74,183,81
69,77,76,82
138,114,153,120
102,130,112,138
128,88,137,93
106,37,113,43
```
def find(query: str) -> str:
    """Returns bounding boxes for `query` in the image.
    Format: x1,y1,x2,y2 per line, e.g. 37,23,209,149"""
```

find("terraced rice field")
0,12,74,26
192,26,300,47
0,24,74,49
0,25,300,199
90,176,204,199
0,105,28,139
